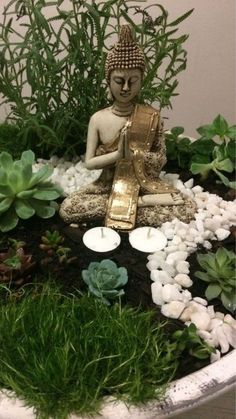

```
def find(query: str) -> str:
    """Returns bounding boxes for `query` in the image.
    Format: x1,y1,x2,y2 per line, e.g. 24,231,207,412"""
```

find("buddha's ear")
107,86,114,102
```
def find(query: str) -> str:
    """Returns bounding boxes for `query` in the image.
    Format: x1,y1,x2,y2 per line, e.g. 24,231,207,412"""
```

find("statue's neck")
111,101,134,117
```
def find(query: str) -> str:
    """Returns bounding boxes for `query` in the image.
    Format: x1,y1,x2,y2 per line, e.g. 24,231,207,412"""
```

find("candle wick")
147,227,152,238
101,227,105,238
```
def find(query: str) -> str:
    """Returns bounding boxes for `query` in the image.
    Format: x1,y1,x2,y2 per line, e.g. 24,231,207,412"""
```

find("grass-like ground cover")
0,282,178,419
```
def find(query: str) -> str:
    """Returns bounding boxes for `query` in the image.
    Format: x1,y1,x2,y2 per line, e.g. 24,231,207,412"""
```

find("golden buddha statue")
60,25,195,230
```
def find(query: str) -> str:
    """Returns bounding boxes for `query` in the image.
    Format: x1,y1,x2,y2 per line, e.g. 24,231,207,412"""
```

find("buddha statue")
60,25,195,230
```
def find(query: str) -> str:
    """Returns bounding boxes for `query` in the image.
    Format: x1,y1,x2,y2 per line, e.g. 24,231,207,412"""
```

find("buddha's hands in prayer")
118,121,133,161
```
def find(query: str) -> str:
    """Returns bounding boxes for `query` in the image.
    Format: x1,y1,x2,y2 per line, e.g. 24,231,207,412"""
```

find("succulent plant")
0,150,62,232
194,248,236,313
39,230,65,255
82,260,128,305
0,247,35,285
172,323,215,359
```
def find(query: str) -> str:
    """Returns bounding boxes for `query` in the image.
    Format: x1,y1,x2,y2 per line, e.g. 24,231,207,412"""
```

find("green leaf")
213,114,228,136
0,206,18,232
21,150,35,166
171,126,184,137
194,271,211,282
14,199,35,219
227,125,236,140
100,260,118,271
0,197,13,215
16,189,37,199
213,169,230,187
29,165,53,188
215,248,230,268
226,141,236,158
0,152,13,171
216,158,234,173
228,180,236,190
190,162,212,175
167,9,194,27
196,124,216,139
190,139,215,156
221,292,236,313
29,199,56,218
32,189,61,200
0,184,14,196
0,169,7,185
205,284,222,300
34,7,51,36
8,170,24,193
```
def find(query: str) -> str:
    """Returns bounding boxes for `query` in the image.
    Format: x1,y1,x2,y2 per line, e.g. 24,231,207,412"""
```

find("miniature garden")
0,1,235,419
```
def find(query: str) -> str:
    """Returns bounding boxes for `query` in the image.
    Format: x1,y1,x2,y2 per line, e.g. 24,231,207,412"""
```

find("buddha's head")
105,25,145,103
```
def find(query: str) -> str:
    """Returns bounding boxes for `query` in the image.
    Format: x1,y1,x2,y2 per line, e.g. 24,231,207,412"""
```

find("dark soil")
0,179,235,380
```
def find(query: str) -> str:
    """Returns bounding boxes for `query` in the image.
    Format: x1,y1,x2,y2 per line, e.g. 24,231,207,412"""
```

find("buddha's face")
109,68,142,103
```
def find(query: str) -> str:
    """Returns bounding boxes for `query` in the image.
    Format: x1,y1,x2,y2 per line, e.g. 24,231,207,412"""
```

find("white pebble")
192,185,203,194
207,305,215,319
162,284,182,302
175,274,193,288
224,314,236,328
216,326,229,353
178,243,187,251
215,312,225,320
150,270,174,284
161,262,176,277
215,228,230,241
193,297,208,306
184,178,194,189
165,245,179,254
151,282,164,306
209,318,223,330
161,301,186,319
172,235,182,245
181,289,192,303
207,204,221,216
146,260,160,271
190,312,211,330
203,240,212,249
222,323,236,348
176,261,190,274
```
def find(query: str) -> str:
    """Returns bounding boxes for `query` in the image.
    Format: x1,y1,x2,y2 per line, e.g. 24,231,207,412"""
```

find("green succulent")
82,260,128,305
0,150,62,232
172,323,215,359
40,230,65,253
195,248,236,313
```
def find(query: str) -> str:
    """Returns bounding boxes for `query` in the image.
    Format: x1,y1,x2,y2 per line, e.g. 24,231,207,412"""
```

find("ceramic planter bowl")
0,350,235,419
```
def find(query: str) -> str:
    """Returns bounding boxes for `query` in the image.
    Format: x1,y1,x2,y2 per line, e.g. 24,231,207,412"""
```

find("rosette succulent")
82,260,128,305
0,150,62,232
0,246,35,285
195,248,236,313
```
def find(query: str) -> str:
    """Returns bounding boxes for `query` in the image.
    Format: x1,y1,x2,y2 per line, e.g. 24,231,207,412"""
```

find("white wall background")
0,0,235,137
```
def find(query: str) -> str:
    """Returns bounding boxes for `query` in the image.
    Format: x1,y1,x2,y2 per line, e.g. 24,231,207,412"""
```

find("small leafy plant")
194,248,236,313
191,144,236,189
40,230,76,265
82,259,128,305
39,230,65,255
0,150,62,232
190,115,236,188
165,115,235,189
172,323,215,359
0,246,35,285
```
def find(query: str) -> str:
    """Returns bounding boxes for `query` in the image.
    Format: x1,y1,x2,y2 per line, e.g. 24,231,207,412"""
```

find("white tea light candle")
83,227,121,252
129,226,167,253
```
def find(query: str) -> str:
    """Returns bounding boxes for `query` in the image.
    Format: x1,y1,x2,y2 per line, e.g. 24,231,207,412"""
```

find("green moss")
0,282,178,419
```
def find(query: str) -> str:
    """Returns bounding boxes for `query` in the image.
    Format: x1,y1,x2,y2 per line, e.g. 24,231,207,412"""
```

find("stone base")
59,192,196,227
